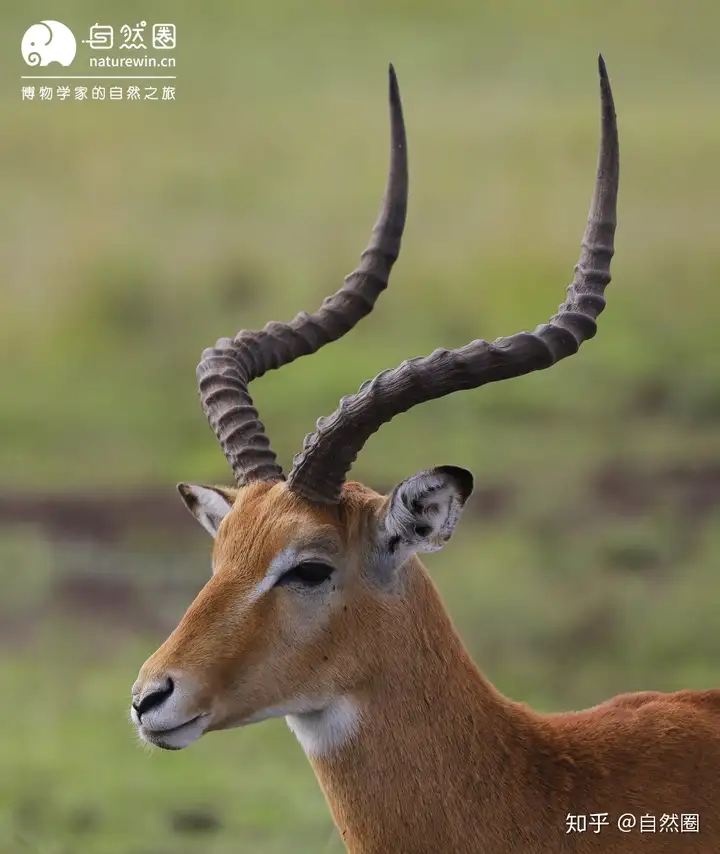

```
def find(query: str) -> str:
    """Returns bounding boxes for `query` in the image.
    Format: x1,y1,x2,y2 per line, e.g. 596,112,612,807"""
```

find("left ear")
177,483,236,538
377,466,474,563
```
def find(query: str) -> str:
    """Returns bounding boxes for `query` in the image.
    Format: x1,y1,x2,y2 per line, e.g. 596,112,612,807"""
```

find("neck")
287,565,555,854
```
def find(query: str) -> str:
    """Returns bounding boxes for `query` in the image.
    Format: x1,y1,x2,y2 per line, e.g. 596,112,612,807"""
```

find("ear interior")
177,483,235,538
382,465,474,557
433,465,474,504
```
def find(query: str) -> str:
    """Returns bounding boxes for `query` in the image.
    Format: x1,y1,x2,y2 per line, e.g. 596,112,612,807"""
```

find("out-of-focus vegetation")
1,1,719,852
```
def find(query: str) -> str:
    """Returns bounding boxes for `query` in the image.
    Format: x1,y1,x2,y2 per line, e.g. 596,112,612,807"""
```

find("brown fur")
137,481,720,852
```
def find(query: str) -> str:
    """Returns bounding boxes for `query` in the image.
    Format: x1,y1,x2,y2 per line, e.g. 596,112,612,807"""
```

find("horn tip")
388,62,399,95
598,53,608,79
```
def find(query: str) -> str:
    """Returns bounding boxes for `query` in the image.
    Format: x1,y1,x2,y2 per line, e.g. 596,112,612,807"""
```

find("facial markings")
248,533,342,602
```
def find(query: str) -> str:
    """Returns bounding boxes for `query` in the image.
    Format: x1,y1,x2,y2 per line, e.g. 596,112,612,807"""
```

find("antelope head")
131,60,618,755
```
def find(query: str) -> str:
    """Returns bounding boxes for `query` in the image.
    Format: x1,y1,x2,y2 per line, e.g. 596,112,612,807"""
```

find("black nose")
132,677,174,719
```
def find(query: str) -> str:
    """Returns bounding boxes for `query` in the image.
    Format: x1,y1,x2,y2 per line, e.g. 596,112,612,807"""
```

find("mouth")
137,713,209,751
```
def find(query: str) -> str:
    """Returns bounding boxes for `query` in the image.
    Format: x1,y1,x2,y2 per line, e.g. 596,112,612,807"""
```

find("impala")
131,58,720,852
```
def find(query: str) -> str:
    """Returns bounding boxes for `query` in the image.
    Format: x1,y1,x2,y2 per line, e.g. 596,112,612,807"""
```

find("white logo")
21,21,77,67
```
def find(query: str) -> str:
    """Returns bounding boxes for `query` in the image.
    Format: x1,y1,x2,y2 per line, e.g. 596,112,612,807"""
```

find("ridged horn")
197,65,409,486
287,55,619,504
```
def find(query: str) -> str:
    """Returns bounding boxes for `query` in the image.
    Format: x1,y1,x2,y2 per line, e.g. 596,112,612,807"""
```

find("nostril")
133,676,174,719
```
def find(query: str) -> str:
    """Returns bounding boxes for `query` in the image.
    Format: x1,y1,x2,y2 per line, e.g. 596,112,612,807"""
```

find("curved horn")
197,64,409,486
287,55,619,505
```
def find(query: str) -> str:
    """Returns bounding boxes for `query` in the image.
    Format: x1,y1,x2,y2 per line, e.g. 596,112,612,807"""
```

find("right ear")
375,465,474,570
177,483,235,538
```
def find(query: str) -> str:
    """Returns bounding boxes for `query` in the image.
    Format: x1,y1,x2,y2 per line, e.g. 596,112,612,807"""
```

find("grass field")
2,1,720,851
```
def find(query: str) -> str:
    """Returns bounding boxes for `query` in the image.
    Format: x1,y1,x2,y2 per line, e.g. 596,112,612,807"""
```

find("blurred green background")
2,1,720,851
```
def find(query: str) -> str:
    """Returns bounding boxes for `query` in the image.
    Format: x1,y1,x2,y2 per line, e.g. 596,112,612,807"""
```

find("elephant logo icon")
21,21,77,67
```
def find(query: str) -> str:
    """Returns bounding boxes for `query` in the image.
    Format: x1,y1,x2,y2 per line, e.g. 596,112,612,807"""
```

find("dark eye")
278,561,334,587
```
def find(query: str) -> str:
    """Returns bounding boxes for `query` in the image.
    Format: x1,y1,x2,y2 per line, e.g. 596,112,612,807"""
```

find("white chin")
138,715,209,751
